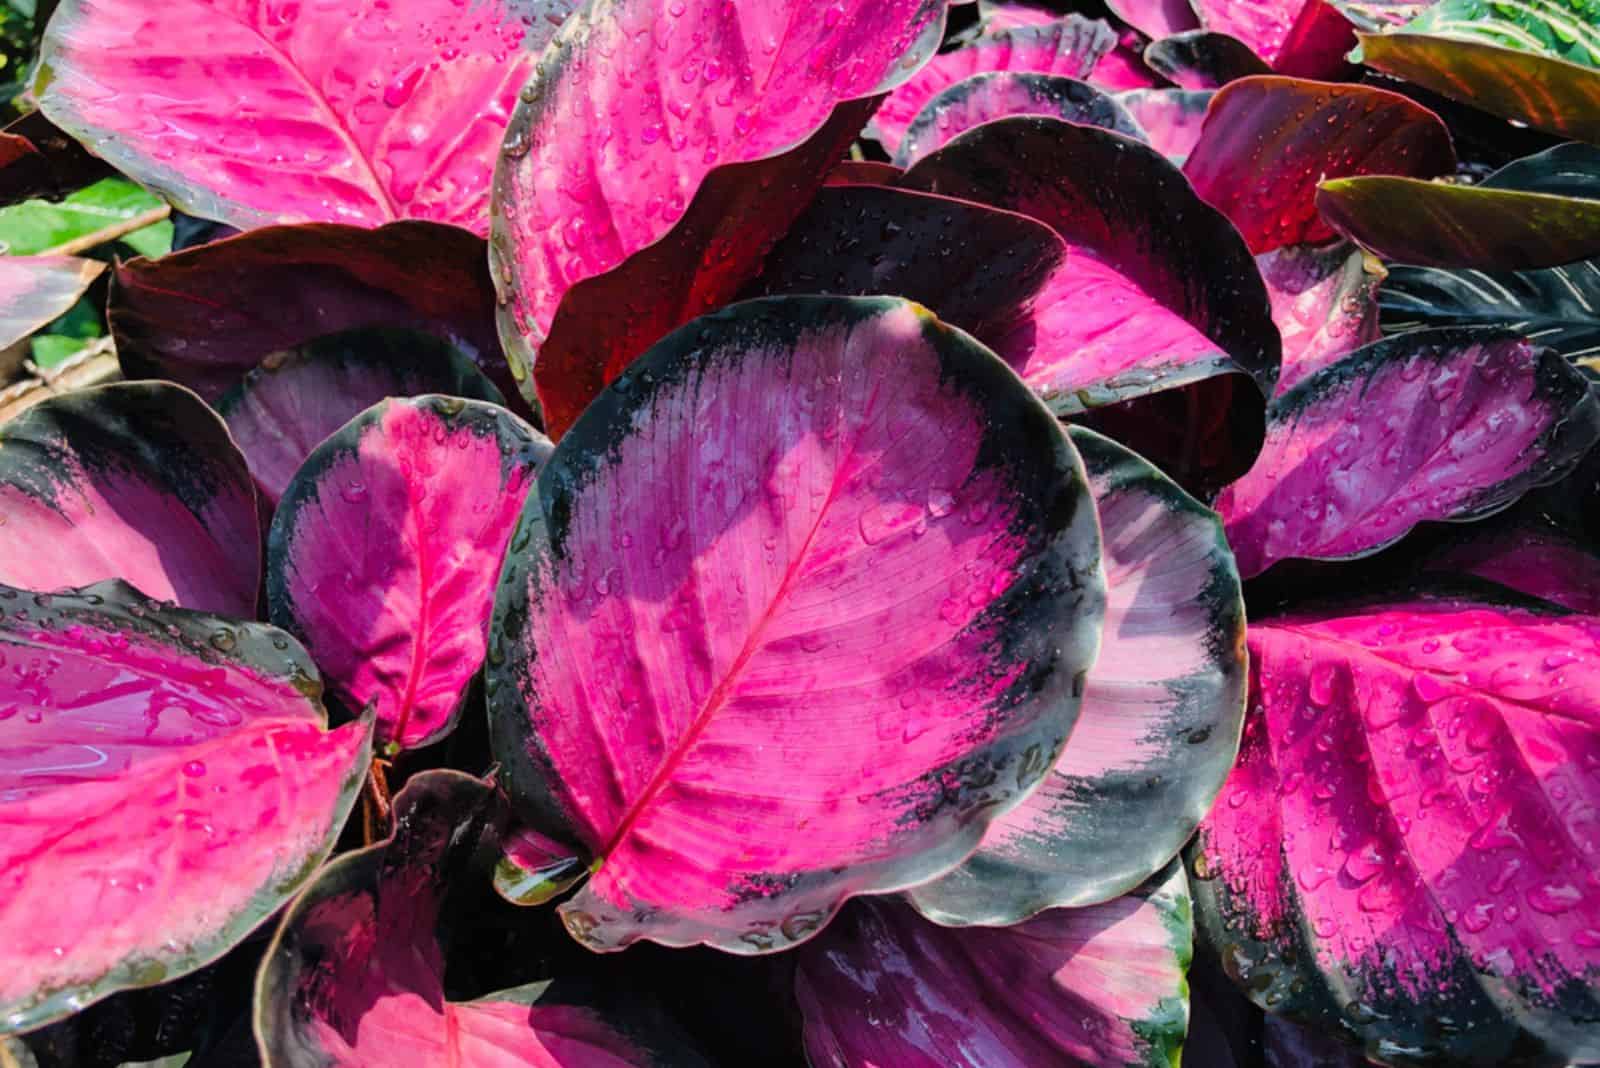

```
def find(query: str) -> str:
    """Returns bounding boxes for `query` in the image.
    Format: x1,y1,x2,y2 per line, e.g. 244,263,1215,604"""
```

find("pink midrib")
388,432,438,747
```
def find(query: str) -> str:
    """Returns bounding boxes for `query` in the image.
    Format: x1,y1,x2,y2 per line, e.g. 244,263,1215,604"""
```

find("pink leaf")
1107,0,1200,39
0,582,371,1033
0,384,259,617
487,296,1106,953
1430,519,1600,616
38,0,581,233
1258,242,1384,393
493,0,946,433
0,255,102,350
1116,87,1215,162
268,397,550,753
1218,330,1600,578
1191,595,1600,1063
795,863,1191,1067
1183,77,1455,254
1189,0,1356,76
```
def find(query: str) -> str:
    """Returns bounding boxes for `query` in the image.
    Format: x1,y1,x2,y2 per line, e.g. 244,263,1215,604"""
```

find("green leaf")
0,176,169,255
1395,0,1600,67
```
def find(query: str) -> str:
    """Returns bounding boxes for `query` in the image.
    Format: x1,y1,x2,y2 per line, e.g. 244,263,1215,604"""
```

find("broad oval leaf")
906,427,1245,924
1260,243,1384,393
1218,329,1600,578
1188,0,1357,76
1190,595,1600,1065
492,0,946,430
1143,31,1272,88
216,328,506,508
1183,77,1455,254
110,221,507,404
796,862,1192,1068
268,396,550,754
871,17,1118,155
1116,87,1215,163
0,255,101,350
487,296,1106,953
256,769,702,1067
0,581,371,1035
0,383,260,617
894,72,1143,168
37,0,580,232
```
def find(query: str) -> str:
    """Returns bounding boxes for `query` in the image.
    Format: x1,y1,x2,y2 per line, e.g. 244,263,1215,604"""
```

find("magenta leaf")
0,255,102,350
1183,77,1455,254
0,383,259,618
907,427,1243,924
1430,519,1600,615
1142,31,1272,88
255,770,702,1066
893,72,1144,167
1188,0,1356,76
1258,243,1384,394
1107,0,1200,39
268,396,550,754
870,16,1118,156
1116,87,1216,163
1190,594,1600,1064
492,0,946,434
37,0,580,233
1217,328,1600,578
0,580,372,1034
216,327,505,509
900,115,1279,490
110,221,507,404
796,862,1191,1068
487,296,1105,953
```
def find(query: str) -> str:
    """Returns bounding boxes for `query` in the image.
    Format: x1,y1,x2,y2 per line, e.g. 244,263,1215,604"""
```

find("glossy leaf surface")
1116,87,1214,163
796,864,1192,1068
0,384,260,617
1189,0,1356,76
0,582,371,1034
1183,77,1455,253
1260,243,1384,393
111,221,506,403
269,397,549,753
1142,31,1272,88
893,72,1142,167
487,296,1105,953
216,328,505,508
1191,595,1600,1065
908,428,1245,923
1218,330,1600,578
492,0,946,431
0,255,100,349
1106,0,1199,39
256,770,695,1067
37,0,580,232
1430,520,1600,615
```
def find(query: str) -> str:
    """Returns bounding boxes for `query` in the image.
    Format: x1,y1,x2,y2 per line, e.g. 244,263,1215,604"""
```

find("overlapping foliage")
0,0,1597,1065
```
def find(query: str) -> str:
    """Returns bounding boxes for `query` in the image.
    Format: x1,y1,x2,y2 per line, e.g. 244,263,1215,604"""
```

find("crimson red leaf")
37,0,580,233
487,296,1105,953
255,770,702,1066
822,161,903,187
870,16,1118,156
1190,595,1600,1064
893,72,1144,167
907,427,1245,924
1183,77,1455,254
1218,329,1600,578
1117,87,1215,162
1258,243,1384,393
796,863,1191,1068
110,221,507,404
0,383,259,618
268,396,550,754
492,0,946,435
216,328,506,508
0,581,371,1034
0,255,101,349
1143,31,1271,88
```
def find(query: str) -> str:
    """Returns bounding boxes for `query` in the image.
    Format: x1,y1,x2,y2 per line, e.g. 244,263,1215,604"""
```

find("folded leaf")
870,17,1118,155
1259,243,1384,392
1116,88,1215,162
111,222,506,404
1183,77,1455,254
1143,31,1272,88
1218,329,1600,577
894,72,1143,167
487,296,1105,953
0,255,101,350
796,863,1191,1068
0,383,260,617
37,0,580,232
907,428,1245,924
0,581,371,1034
217,328,505,508
1190,595,1600,1065
493,0,946,432
256,770,701,1067
269,397,550,753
